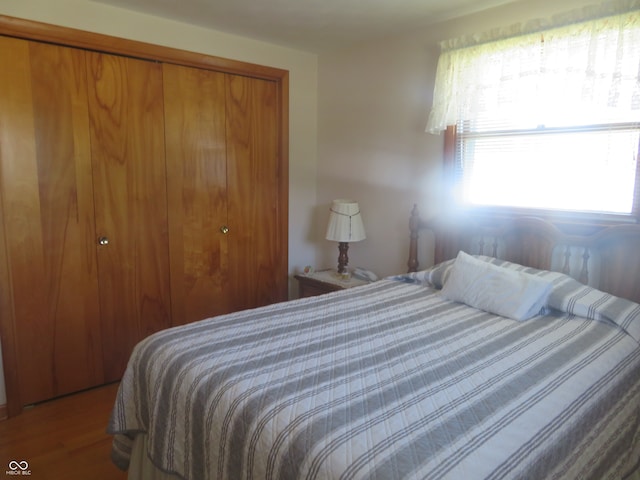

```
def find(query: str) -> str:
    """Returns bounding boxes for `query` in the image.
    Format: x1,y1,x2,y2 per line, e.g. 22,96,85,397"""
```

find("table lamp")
325,199,366,274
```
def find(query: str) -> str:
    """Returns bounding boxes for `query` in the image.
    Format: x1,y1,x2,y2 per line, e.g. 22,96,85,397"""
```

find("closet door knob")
98,236,109,246
220,226,229,234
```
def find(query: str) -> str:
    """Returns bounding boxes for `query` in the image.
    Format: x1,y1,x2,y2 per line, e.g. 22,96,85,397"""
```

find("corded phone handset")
352,267,378,282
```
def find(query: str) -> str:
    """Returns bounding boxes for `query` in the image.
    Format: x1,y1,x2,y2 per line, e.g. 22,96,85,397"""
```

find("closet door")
86,52,171,381
0,38,104,404
226,75,287,311
164,64,230,326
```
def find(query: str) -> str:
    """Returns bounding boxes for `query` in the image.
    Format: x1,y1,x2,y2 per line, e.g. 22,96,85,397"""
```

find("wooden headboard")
407,205,640,305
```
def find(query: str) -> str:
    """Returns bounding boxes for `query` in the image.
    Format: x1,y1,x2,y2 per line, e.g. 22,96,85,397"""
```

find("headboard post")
408,204,420,272
562,246,571,275
580,248,590,285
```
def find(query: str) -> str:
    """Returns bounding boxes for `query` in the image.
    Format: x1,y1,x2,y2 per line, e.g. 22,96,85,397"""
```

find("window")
428,8,640,221
454,122,639,217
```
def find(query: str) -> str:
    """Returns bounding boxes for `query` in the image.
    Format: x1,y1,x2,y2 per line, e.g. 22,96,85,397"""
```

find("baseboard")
0,403,6,421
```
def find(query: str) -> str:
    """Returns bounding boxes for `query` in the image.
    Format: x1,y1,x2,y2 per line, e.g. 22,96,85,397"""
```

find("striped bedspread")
108,263,640,480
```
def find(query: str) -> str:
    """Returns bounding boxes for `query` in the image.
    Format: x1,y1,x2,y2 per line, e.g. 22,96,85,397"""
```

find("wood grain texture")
165,67,288,324
0,36,32,416
0,16,289,416
408,207,640,305
28,42,105,398
0,383,126,480
164,63,230,325
87,52,171,381
591,226,640,303
226,75,288,312
0,38,105,405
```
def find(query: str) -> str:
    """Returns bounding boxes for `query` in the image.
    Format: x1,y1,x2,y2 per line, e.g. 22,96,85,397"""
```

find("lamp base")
337,241,349,274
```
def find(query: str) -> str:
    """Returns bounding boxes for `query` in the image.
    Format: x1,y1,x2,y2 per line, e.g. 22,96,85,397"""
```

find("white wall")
316,0,599,278
0,0,319,406
317,37,442,277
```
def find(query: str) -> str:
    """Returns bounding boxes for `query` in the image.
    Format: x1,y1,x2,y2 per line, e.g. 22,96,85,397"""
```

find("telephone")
352,267,378,282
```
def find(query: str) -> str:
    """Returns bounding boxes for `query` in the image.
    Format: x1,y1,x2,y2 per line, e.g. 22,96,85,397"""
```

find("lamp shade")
325,199,366,242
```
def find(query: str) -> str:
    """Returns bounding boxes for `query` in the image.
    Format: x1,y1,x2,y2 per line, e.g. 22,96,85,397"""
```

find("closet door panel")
0,38,104,404
29,42,105,397
0,37,49,404
87,52,171,381
226,75,287,311
164,64,230,325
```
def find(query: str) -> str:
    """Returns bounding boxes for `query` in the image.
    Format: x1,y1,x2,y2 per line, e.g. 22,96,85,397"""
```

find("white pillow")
440,251,553,321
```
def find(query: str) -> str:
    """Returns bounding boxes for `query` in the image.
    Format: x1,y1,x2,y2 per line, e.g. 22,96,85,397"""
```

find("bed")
108,206,640,480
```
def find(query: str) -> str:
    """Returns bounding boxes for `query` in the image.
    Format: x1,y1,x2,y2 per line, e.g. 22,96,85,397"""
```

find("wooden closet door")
0,38,104,404
226,75,288,311
86,52,171,381
164,64,230,326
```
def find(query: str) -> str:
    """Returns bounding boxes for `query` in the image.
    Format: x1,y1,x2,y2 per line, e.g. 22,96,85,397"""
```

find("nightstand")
294,269,370,298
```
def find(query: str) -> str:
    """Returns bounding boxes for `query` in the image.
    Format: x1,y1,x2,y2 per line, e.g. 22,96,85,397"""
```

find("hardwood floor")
0,382,127,479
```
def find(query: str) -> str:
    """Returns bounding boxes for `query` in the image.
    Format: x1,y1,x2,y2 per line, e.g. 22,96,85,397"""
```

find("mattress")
108,261,640,480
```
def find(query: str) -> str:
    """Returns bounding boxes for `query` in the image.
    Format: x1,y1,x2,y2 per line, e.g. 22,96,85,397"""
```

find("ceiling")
92,0,521,53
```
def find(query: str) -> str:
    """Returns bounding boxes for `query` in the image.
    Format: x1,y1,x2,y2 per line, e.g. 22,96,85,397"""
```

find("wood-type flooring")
0,382,127,479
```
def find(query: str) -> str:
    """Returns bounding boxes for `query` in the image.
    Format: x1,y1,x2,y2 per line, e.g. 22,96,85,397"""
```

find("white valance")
426,1,640,133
